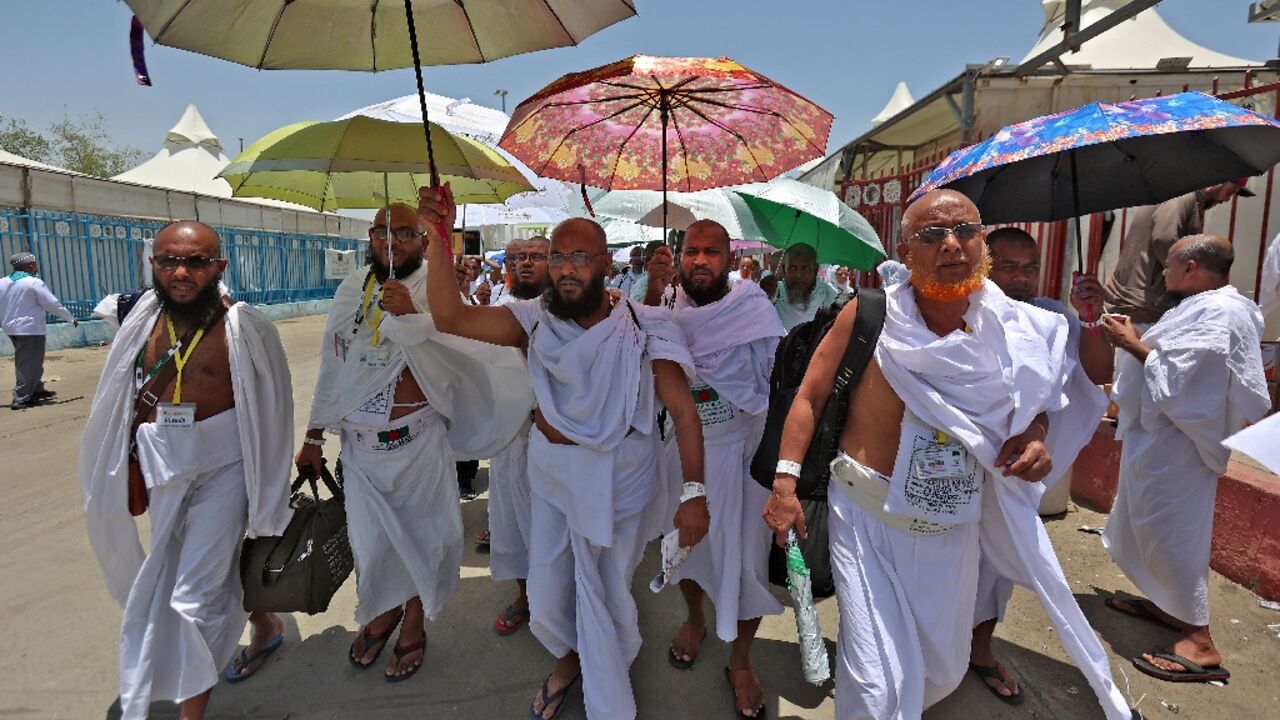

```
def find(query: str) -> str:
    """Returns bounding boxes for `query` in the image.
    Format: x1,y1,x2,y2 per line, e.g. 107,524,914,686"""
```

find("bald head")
373,202,424,233
155,220,221,258
1164,234,1233,299
686,219,731,252
898,190,988,302
552,218,607,254
901,190,980,240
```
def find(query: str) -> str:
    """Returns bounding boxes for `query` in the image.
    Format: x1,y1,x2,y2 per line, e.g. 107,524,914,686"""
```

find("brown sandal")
668,621,707,670
724,667,767,718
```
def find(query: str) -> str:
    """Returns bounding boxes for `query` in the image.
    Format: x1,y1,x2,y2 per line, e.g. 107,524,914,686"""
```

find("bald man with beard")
80,221,292,719
765,191,1133,719
420,186,709,720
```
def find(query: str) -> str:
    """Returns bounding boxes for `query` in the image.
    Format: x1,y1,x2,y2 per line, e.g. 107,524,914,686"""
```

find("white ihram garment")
489,417,534,581
79,292,294,718
828,280,1129,720
1104,286,1270,626
506,297,693,720
655,283,785,640
308,266,532,623
772,279,839,331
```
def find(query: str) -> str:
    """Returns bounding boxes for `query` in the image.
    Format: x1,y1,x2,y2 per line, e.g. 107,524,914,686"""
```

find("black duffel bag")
240,460,354,615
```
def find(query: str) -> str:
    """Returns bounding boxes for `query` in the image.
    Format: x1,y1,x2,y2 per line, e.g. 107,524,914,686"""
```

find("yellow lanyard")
165,317,207,404
358,274,384,347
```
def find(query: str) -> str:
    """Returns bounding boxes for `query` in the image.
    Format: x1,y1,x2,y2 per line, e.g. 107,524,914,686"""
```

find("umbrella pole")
403,0,439,188
1069,149,1083,274
384,172,394,277
660,99,670,246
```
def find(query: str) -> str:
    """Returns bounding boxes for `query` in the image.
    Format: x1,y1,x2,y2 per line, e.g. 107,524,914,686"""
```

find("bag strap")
290,461,343,502
831,288,886,398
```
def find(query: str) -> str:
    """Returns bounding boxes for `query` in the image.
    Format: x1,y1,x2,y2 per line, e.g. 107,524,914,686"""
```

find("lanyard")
353,272,384,347
165,317,207,404
135,343,178,385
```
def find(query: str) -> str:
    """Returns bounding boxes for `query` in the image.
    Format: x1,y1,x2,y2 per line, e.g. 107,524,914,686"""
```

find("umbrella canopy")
910,91,1280,223
735,178,885,270
125,0,636,70
499,55,833,193
592,188,769,239
218,117,533,212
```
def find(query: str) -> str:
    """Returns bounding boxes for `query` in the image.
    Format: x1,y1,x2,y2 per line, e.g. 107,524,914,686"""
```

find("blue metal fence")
0,207,363,321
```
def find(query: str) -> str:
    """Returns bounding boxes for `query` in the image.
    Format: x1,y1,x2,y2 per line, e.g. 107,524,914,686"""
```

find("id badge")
156,402,197,430
359,346,391,368
914,443,967,479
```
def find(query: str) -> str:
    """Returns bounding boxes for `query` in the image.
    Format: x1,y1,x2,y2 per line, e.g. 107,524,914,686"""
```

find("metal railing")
0,207,363,321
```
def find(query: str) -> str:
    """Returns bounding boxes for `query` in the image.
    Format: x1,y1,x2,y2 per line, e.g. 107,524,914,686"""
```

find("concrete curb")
0,298,332,357
1072,423,1280,601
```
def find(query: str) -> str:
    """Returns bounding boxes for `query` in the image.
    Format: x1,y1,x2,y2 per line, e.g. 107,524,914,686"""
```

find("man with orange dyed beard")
764,190,1133,719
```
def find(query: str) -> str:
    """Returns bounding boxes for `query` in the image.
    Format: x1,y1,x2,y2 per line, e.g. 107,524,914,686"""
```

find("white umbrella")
591,188,769,241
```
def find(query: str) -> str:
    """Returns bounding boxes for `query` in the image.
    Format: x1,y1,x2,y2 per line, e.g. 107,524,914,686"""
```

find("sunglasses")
370,226,426,242
153,255,219,271
912,222,983,245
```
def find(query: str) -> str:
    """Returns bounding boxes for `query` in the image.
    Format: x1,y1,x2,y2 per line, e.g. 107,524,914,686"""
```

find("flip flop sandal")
1105,597,1181,631
724,667,767,719
529,672,580,720
223,634,284,683
475,531,491,546
968,662,1024,705
384,636,426,683
668,621,707,670
1132,652,1231,683
348,610,404,669
494,604,531,636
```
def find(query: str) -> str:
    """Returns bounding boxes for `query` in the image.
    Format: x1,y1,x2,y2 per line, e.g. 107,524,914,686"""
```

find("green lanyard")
135,343,177,385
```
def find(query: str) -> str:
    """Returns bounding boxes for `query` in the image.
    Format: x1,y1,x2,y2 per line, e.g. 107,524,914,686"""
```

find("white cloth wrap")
488,419,534,582
773,279,839,331
1104,286,1271,626
80,291,294,607
340,405,462,624
307,265,533,459
527,428,655,720
1260,232,1280,319
850,281,1129,720
117,410,249,719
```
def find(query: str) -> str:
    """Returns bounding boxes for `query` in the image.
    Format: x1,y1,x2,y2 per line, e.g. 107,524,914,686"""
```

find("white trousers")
488,423,533,582
120,412,249,719
527,431,655,720
341,406,462,624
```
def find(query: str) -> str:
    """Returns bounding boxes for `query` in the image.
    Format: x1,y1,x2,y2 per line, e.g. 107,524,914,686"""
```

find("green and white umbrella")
735,178,885,270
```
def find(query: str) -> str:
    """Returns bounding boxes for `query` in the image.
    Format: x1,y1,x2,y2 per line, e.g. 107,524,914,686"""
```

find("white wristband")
303,436,326,447
776,460,803,478
680,482,706,503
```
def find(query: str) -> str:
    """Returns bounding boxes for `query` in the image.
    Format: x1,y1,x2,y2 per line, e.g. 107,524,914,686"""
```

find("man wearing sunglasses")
420,186,708,720
296,203,531,683
484,235,551,637
764,190,1131,720
80,221,293,720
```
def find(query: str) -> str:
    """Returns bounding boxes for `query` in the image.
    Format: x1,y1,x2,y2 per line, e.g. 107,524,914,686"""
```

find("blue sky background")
1,1,1276,158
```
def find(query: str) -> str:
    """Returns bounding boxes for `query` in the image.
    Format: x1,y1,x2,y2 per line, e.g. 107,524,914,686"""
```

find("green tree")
0,115,52,163
47,112,145,177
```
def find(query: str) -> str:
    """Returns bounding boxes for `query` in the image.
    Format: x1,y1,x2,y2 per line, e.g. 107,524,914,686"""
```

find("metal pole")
661,94,670,245
1070,149,1084,274
403,0,438,188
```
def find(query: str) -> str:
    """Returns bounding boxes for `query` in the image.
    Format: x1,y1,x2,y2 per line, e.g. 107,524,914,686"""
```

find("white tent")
113,105,235,196
0,147,78,174
1024,0,1255,69
871,82,915,127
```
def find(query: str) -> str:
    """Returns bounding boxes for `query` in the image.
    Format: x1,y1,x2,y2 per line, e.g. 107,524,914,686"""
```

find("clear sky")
1,1,1276,160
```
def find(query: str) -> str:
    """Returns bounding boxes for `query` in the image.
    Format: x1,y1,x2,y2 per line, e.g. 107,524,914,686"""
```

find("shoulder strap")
831,288,886,396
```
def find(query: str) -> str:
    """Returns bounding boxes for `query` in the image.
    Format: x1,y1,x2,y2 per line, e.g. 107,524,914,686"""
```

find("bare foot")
726,666,765,718
228,612,285,679
385,633,425,680
1143,628,1222,672
350,607,403,667
669,620,706,667
532,655,580,720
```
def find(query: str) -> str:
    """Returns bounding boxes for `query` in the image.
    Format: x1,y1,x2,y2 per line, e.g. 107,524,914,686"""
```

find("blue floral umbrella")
910,91,1280,268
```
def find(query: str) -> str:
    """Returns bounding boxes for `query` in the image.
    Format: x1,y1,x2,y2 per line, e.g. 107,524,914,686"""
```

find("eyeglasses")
369,226,426,242
547,251,607,268
503,252,548,265
912,222,983,245
153,255,219,271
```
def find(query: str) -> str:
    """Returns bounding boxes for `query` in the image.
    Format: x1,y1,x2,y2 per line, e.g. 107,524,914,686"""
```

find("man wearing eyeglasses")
419,186,708,720
296,203,532,683
644,220,785,719
773,242,839,331
79,221,293,720
764,190,1132,720
486,234,551,636
1,252,77,409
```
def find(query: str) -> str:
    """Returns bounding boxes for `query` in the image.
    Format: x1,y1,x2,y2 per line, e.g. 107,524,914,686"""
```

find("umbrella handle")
403,0,439,188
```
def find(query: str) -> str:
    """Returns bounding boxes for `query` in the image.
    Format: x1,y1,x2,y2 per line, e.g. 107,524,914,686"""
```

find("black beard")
543,274,606,321
511,278,548,300
681,270,730,307
369,248,422,282
154,275,224,327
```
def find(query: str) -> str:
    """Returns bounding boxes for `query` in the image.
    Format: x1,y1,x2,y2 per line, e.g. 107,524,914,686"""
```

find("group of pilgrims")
77,181,1271,720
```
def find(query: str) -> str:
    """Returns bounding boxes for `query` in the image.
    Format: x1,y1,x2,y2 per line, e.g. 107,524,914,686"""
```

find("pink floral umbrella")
498,55,833,232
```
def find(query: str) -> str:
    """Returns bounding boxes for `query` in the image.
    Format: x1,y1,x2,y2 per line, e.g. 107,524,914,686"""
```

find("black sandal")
385,635,426,683
348,610,403,669
529,672,580,720
1132,652,1230,683
1105,597,1181,631
969,662,1024,704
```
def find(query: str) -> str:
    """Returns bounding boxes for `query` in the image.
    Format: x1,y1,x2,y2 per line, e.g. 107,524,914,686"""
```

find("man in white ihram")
420,185,710,720
295,203,531,682
1102,234,1270,684
643,220,784,719
765,190,1133,719
80,221,291,720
